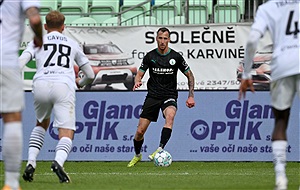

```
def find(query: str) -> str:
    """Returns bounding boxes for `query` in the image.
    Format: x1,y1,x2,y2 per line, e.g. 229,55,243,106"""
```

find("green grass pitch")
1,161,299,190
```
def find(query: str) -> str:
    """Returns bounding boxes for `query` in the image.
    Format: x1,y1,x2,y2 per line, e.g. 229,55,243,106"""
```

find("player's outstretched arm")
76,64,95,88
19,51,33,70
26,7,43,48
238,30,260,100
238,79,255,100
133,70,144,91
185,70,195,108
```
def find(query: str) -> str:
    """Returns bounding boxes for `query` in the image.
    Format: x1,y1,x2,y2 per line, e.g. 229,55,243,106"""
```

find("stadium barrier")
0,91,298,161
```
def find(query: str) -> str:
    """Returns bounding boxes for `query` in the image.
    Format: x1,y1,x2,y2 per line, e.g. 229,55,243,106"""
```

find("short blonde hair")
45,11,65,29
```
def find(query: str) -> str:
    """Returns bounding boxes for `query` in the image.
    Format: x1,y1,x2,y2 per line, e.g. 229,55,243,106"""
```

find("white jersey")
24,31,89,90
0,0,40,69
251,0,300,81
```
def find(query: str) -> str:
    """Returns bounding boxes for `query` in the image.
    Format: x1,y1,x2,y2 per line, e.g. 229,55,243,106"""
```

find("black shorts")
140,96,177,122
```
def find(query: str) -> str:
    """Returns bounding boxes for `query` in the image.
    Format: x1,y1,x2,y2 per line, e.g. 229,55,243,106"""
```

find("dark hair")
46,11,65,29
157,27,170,36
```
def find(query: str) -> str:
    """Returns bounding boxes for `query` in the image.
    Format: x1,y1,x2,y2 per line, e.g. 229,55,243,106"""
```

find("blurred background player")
19,11,94,183
127,27,195,167
238,1,300,190
0,0,43,189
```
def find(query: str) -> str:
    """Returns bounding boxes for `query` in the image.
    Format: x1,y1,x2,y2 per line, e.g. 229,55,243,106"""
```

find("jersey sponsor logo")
43,70,65,75
152,67,174,74
169,59,176,65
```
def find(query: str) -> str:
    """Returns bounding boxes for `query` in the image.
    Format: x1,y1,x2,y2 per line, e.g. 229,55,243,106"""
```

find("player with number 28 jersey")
24,31,88,90
20,11,94,184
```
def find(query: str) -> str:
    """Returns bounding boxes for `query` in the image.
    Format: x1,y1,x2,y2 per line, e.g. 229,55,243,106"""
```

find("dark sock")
133,138,144,155
159,128,172,149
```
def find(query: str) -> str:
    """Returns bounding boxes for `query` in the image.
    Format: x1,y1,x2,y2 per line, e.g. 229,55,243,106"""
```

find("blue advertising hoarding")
0,91,299,161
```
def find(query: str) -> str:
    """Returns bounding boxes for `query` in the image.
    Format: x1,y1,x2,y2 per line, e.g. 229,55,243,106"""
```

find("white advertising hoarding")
20,24,272,90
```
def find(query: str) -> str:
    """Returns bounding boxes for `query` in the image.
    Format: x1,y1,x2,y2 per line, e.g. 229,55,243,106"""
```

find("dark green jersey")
139,48,190,99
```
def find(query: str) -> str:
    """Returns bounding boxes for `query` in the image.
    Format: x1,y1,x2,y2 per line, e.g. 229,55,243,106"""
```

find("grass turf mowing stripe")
0,161,298,190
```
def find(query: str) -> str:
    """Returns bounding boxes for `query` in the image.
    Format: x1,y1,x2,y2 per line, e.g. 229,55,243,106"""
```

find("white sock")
5,172,20,189
55,137,72,167
3,122,22,189
272,140,287,179
27,126,46,168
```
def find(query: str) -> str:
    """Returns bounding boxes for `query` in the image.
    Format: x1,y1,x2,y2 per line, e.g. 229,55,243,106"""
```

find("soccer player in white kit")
19,11,94,183
0,0,43,190
239,1,299,190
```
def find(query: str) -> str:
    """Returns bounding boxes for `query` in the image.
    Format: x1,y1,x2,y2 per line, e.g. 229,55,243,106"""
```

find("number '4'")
286,10,300,38
0,0,4,24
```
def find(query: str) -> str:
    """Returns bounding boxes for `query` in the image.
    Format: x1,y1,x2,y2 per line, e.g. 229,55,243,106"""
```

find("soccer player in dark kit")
127,27,195,167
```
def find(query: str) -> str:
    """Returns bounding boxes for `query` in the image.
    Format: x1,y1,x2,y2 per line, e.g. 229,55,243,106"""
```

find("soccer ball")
153,150,172,167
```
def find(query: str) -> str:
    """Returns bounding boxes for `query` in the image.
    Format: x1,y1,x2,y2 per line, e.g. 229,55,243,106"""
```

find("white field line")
0,171,273,177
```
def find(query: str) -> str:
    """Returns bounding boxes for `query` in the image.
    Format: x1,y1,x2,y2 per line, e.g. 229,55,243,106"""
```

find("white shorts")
33,80,76,131
0,68,24,113
270,74,300,110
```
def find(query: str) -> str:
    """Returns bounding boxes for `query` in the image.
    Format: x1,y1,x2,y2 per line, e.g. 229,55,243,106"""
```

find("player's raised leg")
127,154,142,168
51,136,73,183
149,106,174,161
23,125,47,182
127,138,144,167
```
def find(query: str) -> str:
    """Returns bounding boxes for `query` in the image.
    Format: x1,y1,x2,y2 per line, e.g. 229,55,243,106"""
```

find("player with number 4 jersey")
0,0,43,189
242,0,300,81
19,11,94,184
239,1,300,190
